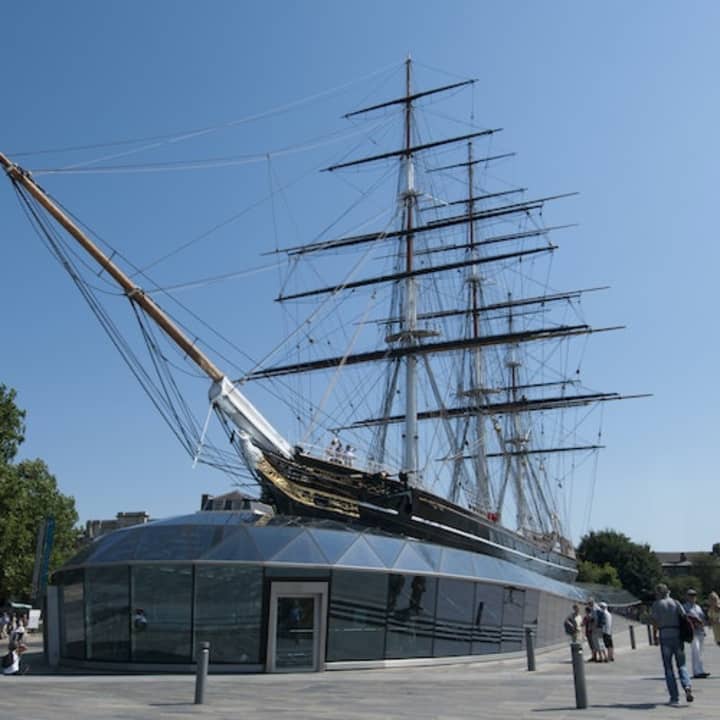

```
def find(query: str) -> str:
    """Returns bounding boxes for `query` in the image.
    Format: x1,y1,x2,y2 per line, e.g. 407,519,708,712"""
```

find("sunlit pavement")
3,626,719,719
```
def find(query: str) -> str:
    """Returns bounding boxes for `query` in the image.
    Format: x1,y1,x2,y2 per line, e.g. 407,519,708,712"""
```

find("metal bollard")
629,625,636,650
525,626,536,671
646,623,653,646
194,641,210,705
570,641,588,709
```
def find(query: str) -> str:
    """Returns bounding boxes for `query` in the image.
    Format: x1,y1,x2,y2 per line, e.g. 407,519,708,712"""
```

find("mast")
466,141,491,513
402,56,419,484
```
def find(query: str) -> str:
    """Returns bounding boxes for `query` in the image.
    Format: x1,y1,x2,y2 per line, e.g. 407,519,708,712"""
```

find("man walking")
651,583,693,706
683,588,710,679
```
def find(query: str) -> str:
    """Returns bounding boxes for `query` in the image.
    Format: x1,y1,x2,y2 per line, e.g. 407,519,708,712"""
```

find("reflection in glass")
275,596,315,669
131,565,192,662
86,566,129,661
385,574,436,659
194,565,262,663
501,586,525,652
472,583,503,654
434,578,474,656
328,570,387,661
59,569,85,659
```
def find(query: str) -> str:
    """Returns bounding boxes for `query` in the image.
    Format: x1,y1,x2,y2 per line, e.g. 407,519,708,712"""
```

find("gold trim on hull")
257,457,360,519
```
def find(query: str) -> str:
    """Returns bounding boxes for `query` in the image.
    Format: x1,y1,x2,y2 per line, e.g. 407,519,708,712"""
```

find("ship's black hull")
256,449,577,583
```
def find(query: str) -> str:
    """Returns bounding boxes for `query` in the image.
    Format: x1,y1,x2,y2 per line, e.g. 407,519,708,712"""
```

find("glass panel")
472,583,503,655
335,536,386,569
363,534,404,568
194,565,263,663
327,570,387,661
131,565,192,662
272,532,328,564
275,596,315,669
501,587,525,653
434,578,474,657
307,529,357,564
86,566,129,661
59,569,85,659
133,525,220,561
202,527,262,561
392,545,434,573
385,574,436,659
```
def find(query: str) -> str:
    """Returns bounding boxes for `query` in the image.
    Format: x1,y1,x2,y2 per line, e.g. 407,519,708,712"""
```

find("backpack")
677,604,694,644
1,652,13,669
563,616,576,635
594,608,607,631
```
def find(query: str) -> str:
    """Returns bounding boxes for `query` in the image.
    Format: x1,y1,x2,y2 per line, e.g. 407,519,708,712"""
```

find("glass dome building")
49,512,587,672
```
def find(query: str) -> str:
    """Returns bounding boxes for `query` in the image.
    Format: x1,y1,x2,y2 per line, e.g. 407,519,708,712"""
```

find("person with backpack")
589,599,607,662
651,583,694,706
599,602,614,661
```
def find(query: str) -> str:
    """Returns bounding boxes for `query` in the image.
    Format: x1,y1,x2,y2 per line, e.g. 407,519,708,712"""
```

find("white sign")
27,609,41,630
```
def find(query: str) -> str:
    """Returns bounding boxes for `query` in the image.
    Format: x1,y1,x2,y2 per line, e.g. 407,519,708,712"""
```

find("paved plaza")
2,627,719,719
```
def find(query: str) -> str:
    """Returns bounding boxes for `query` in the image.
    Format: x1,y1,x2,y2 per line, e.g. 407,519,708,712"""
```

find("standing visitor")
651,583,693,706
564,604,582,643
707,591,720,647
599,602,614,661
683,588,709,678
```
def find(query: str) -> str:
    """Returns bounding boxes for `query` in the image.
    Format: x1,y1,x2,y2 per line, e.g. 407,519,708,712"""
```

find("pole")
194,641,210,705
629,625,636,650
646,623,653,646
570,641,588,709
525,626,536,671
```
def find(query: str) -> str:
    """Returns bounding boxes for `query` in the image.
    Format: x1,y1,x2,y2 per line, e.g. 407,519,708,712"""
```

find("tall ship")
2,60,639,584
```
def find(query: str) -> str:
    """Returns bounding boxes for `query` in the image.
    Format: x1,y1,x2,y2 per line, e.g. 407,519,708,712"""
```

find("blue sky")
2,1,719,553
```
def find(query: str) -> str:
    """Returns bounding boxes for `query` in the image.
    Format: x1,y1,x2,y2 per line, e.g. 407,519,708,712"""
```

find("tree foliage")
0,384,25,464
576,559,622,587
0,386,79,602
577,529,664,600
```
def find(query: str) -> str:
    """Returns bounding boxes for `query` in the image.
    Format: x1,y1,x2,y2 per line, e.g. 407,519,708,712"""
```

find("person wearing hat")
683,588,709,679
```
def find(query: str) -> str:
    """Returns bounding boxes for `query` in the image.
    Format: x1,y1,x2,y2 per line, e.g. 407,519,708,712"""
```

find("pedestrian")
1,642,27,676
563,603,582,643
589,599,607,662
0,610,8,639
582,605,594,656
599,602,614,661
650,583,693,706
707,591,720,647
683,588,709,679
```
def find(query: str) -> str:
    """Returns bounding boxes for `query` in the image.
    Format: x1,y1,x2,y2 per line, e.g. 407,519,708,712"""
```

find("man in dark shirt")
650,583,693,706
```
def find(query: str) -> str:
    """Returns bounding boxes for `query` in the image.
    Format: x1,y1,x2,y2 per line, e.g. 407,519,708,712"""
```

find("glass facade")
53,513,588,669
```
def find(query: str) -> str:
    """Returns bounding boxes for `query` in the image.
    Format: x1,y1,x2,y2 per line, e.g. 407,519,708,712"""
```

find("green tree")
0,384,25,464
666,575,703,602
690,556,720,600
0,387,80,602
576,559,622,587
577,529,664,600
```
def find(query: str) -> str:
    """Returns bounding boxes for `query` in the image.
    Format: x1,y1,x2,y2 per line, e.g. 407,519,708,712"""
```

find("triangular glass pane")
392,543,434,573
364,533,404,568
415,542,442,571
335,536,386,569
439,546,475,577
202,526,262,561
307,528,357,564
246,526,301,560
272,531,327,564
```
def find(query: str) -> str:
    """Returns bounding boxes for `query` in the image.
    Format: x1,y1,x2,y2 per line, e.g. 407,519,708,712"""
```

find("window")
434,577,474,657
385,574,436,659
131,565,192,662
59,569,85,659
194,565,263,663
327,570,387,661
86,566,130,661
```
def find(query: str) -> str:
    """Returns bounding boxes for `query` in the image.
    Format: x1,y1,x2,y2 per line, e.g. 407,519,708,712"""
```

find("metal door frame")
266,581,328,672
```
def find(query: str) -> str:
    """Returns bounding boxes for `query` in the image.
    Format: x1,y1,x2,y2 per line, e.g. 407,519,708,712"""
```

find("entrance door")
266,581,328,672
